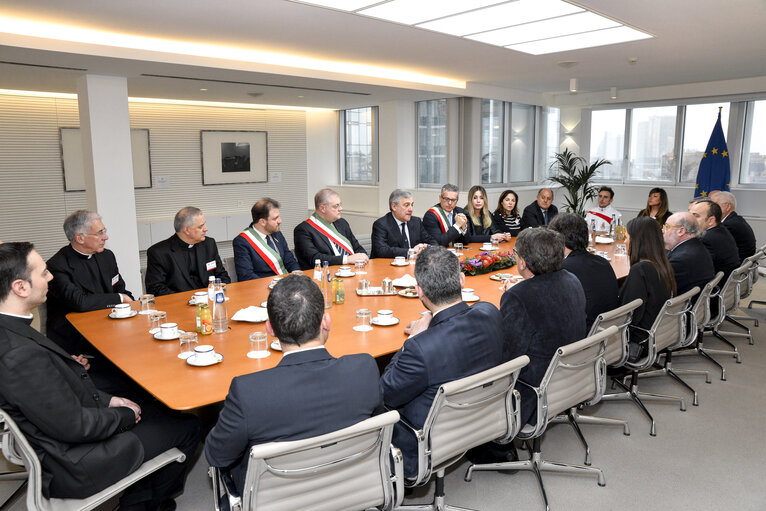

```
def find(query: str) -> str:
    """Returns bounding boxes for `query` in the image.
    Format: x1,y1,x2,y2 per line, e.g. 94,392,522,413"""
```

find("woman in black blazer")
491,189,521,237
464,185,509,243
636,187,672,226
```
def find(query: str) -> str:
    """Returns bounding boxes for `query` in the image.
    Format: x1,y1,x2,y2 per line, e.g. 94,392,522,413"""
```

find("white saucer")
462,295,480,302
108,310,137,319
186,352,223,366
335,271,355,277
153,330,185,341
260,301,268,308
188,296,230,306
372,317,400,326
481,245,496,251
270,340,282,351
353,325,373,332
390,261,410,267
247,350,270,359
137,310,155,315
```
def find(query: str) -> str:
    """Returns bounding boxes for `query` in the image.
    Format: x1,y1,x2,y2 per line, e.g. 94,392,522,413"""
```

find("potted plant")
548,149,610,217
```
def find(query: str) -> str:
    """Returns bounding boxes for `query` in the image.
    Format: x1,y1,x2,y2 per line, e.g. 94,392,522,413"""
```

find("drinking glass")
454,243,463,255
138,294,156,315
248,332,270,359
354,309,372,332
178,332,198,360
355,260,367,275
148,311,167,334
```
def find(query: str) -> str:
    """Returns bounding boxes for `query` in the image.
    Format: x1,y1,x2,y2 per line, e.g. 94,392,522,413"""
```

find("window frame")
416,98,449,189
339,106,379,186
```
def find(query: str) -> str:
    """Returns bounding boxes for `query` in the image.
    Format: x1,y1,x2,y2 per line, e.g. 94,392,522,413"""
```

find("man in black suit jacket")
549,213,618,331
664,212,715,296
293,188,368,270
422,183,471,247
520,188,558,230
501,227,586,428
233,198,300,281
381,246,506,478
145,206,231,296
0,243,199,509
371,189,435,258
206,274,383,494
712,191,756,262
689,199,740,281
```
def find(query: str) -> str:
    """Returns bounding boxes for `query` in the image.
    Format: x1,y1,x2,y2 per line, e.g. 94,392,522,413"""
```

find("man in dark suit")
233,198,300,281
422,183,471,247
371,189,435,258
520,188,558,230
689,199,740,281
381,246,506,478
501,227,586,428
0,242,199,509
664,212,715,296
205,274,383,495
711,191,756,263
145,206,231,296
549,213,618,331
293,188,368,270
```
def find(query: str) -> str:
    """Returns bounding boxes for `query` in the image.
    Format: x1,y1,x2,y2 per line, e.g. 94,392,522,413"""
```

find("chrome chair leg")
396,469,478,511
602,377,657,436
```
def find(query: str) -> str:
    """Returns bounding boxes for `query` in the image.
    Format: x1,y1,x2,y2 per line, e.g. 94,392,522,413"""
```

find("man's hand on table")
404,311,432,338
109,396,142,423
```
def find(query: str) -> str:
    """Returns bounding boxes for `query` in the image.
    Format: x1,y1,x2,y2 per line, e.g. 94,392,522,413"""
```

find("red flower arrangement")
458,250,516,276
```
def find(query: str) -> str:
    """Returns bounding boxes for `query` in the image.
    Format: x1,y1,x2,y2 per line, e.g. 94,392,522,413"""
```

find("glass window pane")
628,106,677,182
343,107,376,183
417,99,448,186
481,99,504,184
590,109,625,180
542,106,560,179
741,100,766,184
509,103,535,182
680,103,730,183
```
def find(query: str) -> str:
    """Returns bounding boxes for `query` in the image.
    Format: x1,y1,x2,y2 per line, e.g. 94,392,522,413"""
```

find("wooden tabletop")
67,239,629,410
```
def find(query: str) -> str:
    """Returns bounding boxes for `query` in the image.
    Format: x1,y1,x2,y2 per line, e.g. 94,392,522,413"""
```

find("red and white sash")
588,210,612,224
306,214,353,255
427,206,450,233
238,227,287,275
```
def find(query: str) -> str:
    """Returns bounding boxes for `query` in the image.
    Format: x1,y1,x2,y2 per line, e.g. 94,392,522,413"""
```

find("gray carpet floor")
3,279,766,510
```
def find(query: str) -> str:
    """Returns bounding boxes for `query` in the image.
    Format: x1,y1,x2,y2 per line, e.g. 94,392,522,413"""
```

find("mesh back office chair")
223,256,238,283
210,410,403,511
735,249,766,326
711,261,753,347
396,355,530,511
465,327,615,511
0,407,186,511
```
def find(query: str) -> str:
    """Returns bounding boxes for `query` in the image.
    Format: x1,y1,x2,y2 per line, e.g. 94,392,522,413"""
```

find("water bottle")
313,259,322,283
212,278,228,333
207,275,216,301
322,261,333,309
610,214,616,238
589,219,596,248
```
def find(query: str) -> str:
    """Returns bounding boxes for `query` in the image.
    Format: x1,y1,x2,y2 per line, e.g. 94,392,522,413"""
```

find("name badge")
206,260,217,271
111,275,119,286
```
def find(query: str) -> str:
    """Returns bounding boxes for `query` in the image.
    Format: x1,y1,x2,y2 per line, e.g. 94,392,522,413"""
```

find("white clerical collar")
0,311,34,320
72,246,93,259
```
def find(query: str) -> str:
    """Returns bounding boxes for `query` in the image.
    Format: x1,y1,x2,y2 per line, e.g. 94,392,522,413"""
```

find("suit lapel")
63,248,99,295
0,315,75,361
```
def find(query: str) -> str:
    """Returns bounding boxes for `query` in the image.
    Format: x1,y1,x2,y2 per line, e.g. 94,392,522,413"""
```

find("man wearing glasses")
422,183,471,247
46,210,135,392
662,212,714,297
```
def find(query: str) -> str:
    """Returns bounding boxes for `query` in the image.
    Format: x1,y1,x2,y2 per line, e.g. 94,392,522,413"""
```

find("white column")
378,100,416,213
77,75,142,295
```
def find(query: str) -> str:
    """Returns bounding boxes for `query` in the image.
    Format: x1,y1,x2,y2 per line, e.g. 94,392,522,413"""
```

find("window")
509,103,535,182
628,106,677,182
741,100,766,184
417,99,448,187
680,103,730,183
590,109,625,180
480,99,505,184
541,106,560,179
340,106,378,184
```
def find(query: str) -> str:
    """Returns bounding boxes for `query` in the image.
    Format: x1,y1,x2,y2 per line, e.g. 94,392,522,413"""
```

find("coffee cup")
339,266,352,274
159,322,178,339
111,303,132,317
193,291,208,304
193,344,217,364
376,309,394,324
482,243,493,251
462,288,476,299
394,256,406,265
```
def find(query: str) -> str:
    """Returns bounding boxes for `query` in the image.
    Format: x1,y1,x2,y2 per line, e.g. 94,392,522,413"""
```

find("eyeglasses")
440,196,458,204
81,228,108,238
662,224,682,232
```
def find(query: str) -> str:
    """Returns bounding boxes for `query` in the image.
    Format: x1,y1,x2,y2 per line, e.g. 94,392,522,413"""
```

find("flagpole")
719,106,722,113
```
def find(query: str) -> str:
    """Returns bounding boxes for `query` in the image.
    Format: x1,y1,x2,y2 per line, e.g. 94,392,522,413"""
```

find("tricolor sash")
588,210,612,223
427,206,451,233
306,214,353,255
238,227,288,275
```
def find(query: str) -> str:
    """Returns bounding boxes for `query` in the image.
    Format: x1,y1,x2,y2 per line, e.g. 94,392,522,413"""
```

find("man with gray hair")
293,188,368,270
710,191,756,262
422,183,471,246
146,206,230,296
371,189,435,258
663,211,715,296
381,246,506,477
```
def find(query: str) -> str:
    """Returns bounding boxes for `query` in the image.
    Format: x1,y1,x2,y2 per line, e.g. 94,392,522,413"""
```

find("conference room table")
67,239,629,411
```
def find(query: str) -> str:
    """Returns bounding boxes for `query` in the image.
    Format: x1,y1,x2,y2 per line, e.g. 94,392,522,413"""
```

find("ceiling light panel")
358,0,503,26
417,0,583,37
508,25,652,55
467,11,619,46
296,0,379,11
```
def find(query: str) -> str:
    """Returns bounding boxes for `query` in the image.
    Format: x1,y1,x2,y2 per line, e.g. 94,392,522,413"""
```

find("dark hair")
251,198,280,224
515,227,564,275
465,185,493,229
266,274,324,346
0,242,34,302
413,246,462,306
494,189,519,218
548,213,588,251
639,187,669,223
626,217,676,296
691,198,722,225
598,186,615,199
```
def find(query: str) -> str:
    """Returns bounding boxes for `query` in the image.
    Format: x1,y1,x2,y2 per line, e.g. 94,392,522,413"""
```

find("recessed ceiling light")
199,88,208,91
467,12,619,46
508,26,652,55
358,0,502,26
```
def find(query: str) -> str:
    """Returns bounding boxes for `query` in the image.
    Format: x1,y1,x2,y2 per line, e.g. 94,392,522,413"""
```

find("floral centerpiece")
458,250,516,276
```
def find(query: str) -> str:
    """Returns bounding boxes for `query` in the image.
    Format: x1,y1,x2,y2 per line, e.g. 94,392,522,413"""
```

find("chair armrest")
389,445,404,510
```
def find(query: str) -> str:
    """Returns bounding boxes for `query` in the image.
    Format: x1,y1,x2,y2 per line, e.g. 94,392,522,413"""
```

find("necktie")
266,235,277,251
542,209,548,225
400,222,409,248
448,212,453,225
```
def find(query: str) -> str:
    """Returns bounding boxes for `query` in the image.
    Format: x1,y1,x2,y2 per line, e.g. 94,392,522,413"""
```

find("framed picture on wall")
201,130,268,185
60,127,152,191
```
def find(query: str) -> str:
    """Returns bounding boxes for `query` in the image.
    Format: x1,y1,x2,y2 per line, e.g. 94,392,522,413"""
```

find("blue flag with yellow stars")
695,111,730,197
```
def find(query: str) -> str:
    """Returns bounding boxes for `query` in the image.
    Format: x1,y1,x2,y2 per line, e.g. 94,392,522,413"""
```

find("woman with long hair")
620,216,676,361
492,189,521,237
637,187,672,225
464,185,508,243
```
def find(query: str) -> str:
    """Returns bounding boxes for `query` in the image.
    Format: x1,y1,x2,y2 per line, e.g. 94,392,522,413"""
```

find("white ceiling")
1,0,765,109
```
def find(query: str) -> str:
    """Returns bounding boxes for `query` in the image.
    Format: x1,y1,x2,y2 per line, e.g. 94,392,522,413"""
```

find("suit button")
80,372,88,379
92,393,100,401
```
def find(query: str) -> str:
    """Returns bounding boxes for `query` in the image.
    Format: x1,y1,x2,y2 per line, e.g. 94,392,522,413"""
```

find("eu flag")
695,111,730,197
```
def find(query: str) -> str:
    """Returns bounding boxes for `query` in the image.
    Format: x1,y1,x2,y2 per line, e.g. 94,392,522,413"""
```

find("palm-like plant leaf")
548,148,611,217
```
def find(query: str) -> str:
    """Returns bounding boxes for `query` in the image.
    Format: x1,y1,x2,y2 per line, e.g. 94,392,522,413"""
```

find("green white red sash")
306,213,353,255
427,206,451,233
238,227,287,275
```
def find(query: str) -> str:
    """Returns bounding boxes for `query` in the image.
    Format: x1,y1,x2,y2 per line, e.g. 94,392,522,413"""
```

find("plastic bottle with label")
313,259,323,284
207,276,216,301
212,278,228,333
322,261,333,309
